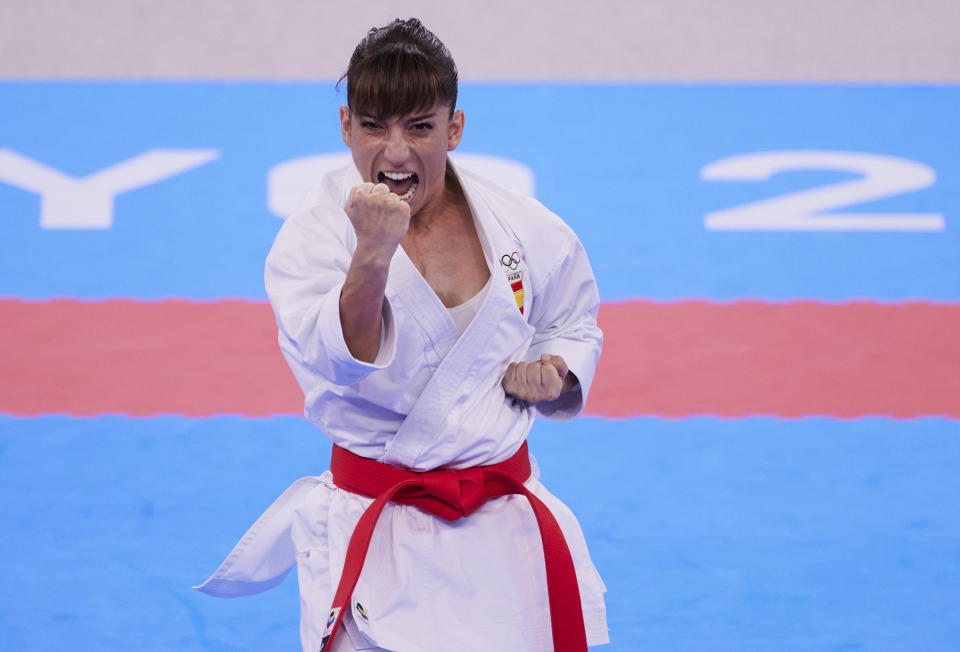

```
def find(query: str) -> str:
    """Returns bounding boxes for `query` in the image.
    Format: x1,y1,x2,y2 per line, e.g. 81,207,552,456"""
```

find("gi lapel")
380,160,534,470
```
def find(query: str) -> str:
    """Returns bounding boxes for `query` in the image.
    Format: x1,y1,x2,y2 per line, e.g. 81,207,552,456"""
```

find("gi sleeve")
525,231,603,420
264,207,397,388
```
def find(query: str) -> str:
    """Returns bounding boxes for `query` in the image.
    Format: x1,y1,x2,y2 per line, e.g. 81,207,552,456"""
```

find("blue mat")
2,83,958,301
1,416,958,650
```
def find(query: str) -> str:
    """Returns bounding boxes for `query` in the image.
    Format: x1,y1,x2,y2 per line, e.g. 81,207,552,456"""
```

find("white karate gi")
195,160,609,652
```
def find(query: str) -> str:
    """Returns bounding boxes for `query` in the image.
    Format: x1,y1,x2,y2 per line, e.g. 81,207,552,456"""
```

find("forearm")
340,243,395,363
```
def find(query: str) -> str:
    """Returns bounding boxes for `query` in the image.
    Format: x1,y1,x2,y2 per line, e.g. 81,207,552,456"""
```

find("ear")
447,109,465,151
339,105,352,148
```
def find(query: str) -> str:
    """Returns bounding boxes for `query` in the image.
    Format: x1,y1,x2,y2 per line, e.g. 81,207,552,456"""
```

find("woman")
197,18,609,652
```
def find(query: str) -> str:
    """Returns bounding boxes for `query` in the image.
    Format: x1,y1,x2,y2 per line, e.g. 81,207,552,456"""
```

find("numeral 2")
701,150,945,231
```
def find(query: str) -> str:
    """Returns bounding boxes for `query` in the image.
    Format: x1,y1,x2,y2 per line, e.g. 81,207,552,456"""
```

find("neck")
409,166,465,234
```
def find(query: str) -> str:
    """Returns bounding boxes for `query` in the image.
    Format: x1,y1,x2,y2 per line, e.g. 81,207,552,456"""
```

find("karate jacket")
195,160,609,651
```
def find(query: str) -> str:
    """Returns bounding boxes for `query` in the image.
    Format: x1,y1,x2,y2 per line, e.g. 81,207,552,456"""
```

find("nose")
383,127,410,165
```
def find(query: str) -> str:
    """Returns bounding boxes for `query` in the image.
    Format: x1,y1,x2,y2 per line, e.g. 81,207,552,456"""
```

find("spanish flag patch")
507,271,524,314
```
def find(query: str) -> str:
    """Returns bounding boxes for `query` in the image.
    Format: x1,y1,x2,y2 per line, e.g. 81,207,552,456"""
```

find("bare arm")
340,244,395,362
340,182,410,363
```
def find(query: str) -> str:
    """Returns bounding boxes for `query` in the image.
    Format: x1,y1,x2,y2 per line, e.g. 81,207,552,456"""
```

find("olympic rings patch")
500,251,521,270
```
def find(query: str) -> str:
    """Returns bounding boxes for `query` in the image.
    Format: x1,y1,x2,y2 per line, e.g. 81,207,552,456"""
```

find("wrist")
353,239,398,269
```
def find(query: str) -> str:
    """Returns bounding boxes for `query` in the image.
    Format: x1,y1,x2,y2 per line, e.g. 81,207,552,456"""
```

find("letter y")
0,149,219,229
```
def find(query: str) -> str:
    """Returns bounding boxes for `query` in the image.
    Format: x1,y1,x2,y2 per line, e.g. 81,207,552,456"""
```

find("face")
340,102,464,216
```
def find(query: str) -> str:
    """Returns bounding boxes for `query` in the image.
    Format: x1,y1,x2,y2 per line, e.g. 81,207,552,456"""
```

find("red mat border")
2,299,957,418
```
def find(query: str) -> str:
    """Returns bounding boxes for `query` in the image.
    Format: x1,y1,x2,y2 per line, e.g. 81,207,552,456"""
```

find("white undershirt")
447,276,492,337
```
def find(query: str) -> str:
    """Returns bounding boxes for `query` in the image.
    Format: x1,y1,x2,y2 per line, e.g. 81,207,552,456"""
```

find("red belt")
319,441,588,652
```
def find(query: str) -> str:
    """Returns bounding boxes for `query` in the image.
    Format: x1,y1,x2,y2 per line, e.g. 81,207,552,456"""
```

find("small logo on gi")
324,608,340,634
500,251,525,314
354,601,369,622
319,607,341,650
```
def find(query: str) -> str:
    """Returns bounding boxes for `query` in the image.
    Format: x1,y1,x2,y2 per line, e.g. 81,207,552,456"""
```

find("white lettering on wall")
0,149,220,229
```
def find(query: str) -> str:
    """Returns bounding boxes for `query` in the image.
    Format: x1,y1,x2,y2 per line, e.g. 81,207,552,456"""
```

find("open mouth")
378,171,419,201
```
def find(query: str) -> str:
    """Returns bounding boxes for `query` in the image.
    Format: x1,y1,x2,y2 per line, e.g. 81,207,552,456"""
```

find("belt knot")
418,467,487,518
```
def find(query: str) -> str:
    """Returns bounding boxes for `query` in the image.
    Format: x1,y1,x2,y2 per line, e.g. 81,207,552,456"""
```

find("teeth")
383,171,414,180
398,181,418,201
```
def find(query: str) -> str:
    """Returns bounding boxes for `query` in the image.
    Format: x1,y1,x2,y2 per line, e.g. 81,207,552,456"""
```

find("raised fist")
345,182,412,250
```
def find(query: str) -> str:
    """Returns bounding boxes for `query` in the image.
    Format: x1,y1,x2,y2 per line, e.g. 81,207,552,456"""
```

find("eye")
360,121,382,131
411,122,434,134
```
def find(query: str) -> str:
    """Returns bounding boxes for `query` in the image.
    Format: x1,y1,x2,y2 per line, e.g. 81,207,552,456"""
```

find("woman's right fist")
345,182,412,250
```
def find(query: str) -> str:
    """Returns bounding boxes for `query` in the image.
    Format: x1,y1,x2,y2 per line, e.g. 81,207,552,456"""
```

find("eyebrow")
359,112,436,123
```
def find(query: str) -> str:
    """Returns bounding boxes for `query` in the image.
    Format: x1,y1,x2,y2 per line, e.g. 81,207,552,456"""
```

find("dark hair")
338,18,458,119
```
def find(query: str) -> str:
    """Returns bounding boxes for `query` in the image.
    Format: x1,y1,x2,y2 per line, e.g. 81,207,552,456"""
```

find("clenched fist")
345,182,412,251
502,354,572,403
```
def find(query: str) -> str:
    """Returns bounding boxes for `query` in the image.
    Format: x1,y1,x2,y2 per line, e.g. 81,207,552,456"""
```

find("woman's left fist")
502,354,570,403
